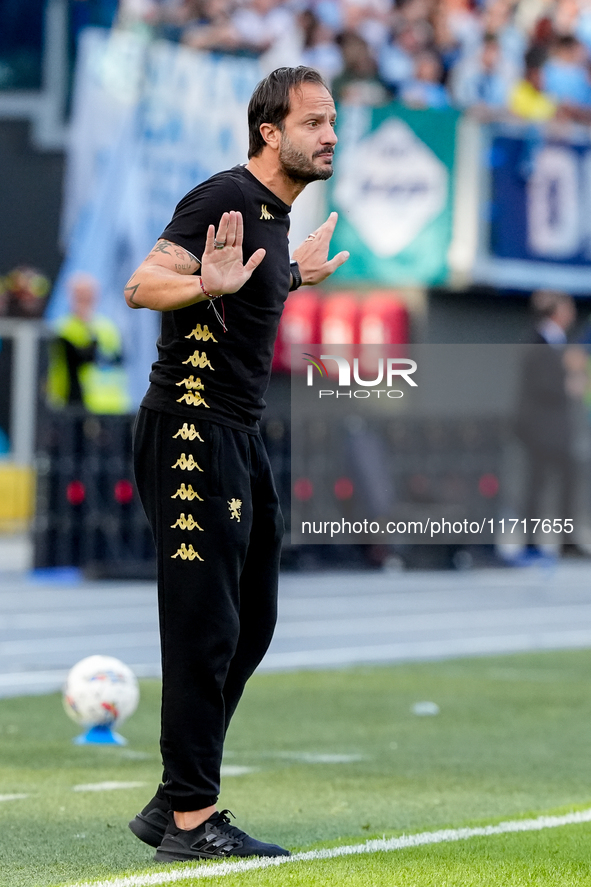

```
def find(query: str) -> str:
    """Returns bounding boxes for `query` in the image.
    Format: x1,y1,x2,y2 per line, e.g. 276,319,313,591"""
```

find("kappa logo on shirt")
260,204,274,220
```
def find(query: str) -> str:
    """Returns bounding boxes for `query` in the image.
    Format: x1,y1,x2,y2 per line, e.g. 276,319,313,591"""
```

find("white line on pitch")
64,807,591,887
72,782,147,793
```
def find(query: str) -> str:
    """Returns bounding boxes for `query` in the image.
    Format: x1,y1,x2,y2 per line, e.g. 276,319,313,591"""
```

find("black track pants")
133,407,283,811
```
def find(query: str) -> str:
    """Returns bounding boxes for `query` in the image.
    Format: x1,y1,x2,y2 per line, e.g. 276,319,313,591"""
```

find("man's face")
278,83,337,183
554,298,576,331
70,278,97,321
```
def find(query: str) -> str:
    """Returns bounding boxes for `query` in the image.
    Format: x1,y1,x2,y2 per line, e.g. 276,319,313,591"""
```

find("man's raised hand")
201,211,266,296
291,212,349,286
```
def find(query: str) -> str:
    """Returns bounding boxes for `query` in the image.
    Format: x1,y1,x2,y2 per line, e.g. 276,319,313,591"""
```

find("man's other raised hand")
292,212,349,286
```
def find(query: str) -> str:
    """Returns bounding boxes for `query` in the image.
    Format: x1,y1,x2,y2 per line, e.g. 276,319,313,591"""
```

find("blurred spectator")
509,44,558,119
432,2,463,75
100,0,591,121
439,0,481,58
399,49,450,108
314,0,344,34
118,0,198,32
0,267,50,319
341,0,391,55
332,30,392,103
542,34,591,106
576,0,591,54
379,20,432,92
183,0,297,56
117,0,154,28
300,9,344,83
46,273,131,414
515,290,578,557
145,0,207,42
481,0,526,72
451,33,516,109
530,289,576,346
553,0,581,38
231,0,296,54
180,0,239,52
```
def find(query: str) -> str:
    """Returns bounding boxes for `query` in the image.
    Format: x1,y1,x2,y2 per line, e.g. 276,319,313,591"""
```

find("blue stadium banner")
475,122,591,292
328,103,459,286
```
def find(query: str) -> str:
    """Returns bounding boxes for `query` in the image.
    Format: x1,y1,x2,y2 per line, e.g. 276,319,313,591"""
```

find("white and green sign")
330,103,458,286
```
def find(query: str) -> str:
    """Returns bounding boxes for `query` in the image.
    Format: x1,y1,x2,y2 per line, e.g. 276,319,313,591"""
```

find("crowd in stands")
105,0,591,120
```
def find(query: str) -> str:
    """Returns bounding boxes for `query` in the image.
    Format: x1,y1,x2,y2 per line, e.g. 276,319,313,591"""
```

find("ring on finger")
214,239,226,249
306,233,316,241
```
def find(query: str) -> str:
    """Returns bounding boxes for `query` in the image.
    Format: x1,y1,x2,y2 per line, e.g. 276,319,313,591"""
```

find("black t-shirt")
141,165,291,432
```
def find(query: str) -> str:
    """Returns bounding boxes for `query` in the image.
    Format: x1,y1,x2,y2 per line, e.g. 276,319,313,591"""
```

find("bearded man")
124,66,348,862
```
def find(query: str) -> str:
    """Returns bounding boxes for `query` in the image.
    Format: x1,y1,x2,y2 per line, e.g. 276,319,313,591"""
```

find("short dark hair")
247,66,329,159
525,44,547,71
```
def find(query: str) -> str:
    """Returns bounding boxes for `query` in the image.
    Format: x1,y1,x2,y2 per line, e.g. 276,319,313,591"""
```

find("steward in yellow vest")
46,273,131,414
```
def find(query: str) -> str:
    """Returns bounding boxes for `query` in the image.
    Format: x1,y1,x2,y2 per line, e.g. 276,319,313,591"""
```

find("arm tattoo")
125,282,141,306
149,241,199,271
150,240,173,256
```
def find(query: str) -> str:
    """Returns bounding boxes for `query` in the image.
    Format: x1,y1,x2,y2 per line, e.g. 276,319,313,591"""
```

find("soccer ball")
63,655,139,727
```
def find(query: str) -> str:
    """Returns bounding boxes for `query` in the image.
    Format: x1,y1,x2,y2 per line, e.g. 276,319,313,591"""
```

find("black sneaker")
154,809,290,862
128,784,170,847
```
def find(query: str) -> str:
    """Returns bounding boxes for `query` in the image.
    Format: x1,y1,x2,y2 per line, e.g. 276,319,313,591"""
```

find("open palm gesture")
200,211,266,297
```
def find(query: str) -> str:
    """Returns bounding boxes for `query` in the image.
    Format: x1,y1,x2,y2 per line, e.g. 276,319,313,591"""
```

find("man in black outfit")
124,67,349,862
515,289,576,555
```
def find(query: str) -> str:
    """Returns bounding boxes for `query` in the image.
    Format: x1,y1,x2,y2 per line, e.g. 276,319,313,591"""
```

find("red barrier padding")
320,292,360,344
273,290,321,373
359,291,409,345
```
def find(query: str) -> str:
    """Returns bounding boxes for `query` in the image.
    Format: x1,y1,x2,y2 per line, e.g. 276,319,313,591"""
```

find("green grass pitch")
1,650,591,886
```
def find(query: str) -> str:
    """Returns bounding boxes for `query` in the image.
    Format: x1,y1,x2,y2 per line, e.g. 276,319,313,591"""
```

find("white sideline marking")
272,752,364,764
72,782,146,793
65,807,591,887
219,766,255,777
0,793,28,802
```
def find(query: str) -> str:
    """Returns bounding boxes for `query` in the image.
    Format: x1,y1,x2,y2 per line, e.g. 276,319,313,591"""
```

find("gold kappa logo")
228,498,242,522
176,375,205,390
171,543,204,561
185,324,217,342
182,352,214,370
171,453,203,471
171,484,203,501
172,423,204,442
171,513,204,531
176,391,210,408
175,376,209,408
260,204,274,220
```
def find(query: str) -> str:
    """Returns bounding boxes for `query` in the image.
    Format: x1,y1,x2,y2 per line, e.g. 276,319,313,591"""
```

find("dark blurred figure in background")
300,8,344,84
46,272,130,414
515,290,583,559
399,47,450,107
509,44,558,120
542,34,591,107
332,30,392,104
452,32,515,112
